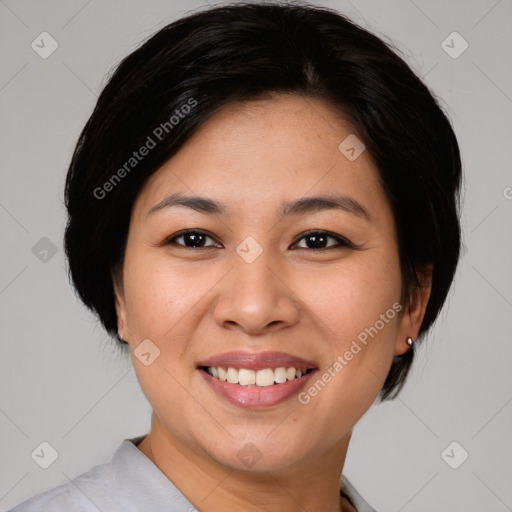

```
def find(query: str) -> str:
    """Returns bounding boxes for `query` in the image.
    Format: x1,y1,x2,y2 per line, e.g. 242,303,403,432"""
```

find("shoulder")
341,475,379,512
8,435,198,512
7,457,117,511
7,482,87,511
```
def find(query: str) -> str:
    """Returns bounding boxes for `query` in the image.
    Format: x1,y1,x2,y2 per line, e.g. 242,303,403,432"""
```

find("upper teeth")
206,366,309,386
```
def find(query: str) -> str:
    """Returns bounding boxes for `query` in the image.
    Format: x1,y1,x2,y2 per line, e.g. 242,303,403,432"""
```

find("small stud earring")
406,336,414,347
118,331,128,344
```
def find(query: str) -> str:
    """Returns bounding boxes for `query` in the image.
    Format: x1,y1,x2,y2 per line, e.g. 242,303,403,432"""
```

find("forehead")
133,94,390,225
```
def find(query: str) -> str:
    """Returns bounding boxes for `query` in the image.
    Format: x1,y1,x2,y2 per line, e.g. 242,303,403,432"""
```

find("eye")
165,230,222,248
291,230,353,250
164,229,353,250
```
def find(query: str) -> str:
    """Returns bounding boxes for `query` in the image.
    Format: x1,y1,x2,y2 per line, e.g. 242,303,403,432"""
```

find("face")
114,94,430,474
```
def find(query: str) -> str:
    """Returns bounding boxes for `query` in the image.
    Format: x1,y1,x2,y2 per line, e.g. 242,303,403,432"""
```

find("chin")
201,433,305,474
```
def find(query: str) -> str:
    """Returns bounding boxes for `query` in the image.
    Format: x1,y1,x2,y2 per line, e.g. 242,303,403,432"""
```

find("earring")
406,336,414,347
118,331,128,344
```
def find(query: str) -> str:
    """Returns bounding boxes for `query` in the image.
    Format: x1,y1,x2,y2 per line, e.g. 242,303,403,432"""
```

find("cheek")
296,253,402,344
295,253,402,402
122,251,204,428
122,249,205,339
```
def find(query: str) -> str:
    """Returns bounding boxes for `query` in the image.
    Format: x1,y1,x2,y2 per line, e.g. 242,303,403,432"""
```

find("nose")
212,250,300,335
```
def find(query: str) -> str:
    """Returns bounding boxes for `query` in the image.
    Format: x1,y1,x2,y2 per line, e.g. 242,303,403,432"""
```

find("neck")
137,413,354,512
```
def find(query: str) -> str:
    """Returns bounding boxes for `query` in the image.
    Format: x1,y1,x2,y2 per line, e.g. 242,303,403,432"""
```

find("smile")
201,366,314,386
197,351,318,408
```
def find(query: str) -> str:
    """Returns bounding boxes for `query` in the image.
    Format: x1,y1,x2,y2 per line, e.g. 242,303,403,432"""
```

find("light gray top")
8,435,377,511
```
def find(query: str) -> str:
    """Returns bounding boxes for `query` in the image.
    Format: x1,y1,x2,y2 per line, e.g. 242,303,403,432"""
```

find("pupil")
186,233,204,247
308,234,326,248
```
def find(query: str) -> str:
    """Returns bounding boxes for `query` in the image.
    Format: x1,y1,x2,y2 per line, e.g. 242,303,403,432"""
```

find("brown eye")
292,230,353,250
166,230,221,248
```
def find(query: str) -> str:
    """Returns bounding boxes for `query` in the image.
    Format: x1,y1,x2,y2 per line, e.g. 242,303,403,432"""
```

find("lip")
197,351,318,410
197,350,318,371
199,367,317,409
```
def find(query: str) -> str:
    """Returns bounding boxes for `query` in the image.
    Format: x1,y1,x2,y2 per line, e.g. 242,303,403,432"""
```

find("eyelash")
164,229,354,251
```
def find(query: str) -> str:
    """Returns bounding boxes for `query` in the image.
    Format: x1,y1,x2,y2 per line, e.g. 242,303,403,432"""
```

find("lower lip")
199,369,316,409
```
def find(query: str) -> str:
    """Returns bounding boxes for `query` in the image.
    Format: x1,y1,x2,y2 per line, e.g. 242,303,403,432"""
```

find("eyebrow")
147,192,372,221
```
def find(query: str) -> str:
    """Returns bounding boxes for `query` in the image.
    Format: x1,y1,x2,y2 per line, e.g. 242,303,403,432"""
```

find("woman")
9,2,462,511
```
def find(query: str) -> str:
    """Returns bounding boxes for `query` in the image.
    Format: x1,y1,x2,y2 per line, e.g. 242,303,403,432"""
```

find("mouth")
197,351,318,408
199,365,315,386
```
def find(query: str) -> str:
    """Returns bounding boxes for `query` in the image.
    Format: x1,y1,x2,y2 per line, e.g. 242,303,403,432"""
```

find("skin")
113,94,432,512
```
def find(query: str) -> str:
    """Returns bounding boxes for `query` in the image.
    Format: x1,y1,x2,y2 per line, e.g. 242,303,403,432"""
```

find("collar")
111,435,376,511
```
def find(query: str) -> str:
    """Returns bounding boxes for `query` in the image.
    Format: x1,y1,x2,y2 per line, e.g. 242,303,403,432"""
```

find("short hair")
64,1,462,400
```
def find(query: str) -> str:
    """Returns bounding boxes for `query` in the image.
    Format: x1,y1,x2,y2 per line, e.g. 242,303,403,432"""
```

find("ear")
112,265,129,341
395,264,433,355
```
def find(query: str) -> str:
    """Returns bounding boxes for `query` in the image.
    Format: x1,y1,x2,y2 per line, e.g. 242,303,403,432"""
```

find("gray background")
1,0,511,510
